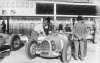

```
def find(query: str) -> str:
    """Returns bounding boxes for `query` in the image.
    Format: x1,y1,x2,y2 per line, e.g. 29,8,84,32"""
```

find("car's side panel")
44,35,68,51
45,36,62,51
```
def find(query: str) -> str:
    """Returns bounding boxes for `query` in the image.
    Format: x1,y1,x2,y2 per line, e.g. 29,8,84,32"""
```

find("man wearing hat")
73,16,87,60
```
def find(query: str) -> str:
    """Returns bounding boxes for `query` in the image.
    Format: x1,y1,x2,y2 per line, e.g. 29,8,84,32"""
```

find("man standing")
2,20,6,33
73,16,87,60
92,21,97,43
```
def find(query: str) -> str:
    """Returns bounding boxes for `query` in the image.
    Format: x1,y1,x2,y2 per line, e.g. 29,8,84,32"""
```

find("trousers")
74,40,85,59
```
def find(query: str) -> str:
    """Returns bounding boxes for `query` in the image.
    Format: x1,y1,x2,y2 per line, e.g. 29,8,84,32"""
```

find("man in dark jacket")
43,17,54,35
73,16,87,60
65,24,71,32
2,20,6,33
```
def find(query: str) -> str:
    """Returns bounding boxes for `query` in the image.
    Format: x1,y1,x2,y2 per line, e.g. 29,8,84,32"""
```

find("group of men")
32,16,97,61
32,16,88,61
0,16,96,61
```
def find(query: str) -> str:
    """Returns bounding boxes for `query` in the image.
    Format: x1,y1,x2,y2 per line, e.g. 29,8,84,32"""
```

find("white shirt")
34,23,46,35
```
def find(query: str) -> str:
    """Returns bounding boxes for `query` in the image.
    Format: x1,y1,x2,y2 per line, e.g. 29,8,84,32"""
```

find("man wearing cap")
73,16,87,60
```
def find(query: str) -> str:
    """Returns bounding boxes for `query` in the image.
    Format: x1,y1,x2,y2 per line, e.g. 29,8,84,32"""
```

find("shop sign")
24,0,93,3
0,1,36,16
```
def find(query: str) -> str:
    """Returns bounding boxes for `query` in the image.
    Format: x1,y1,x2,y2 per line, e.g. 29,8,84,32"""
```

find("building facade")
0,0,97,35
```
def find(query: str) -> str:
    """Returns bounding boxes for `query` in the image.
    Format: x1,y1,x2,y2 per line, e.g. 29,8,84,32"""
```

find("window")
56,4,97,15
36,3,54,14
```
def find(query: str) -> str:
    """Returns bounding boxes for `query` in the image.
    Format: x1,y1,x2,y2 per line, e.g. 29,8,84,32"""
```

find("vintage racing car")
0,33,19,58
0,33,23,51
0,33,29,58
25,32,72,63
0,45,10,58
86,27,95,42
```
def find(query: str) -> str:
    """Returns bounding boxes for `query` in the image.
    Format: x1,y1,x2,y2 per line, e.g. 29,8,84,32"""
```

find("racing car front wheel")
25,39,38,59
62,42,71,63
10,34,21,50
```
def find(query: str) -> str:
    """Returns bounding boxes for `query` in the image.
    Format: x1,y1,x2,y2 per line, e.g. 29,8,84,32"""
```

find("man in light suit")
73,16,87,60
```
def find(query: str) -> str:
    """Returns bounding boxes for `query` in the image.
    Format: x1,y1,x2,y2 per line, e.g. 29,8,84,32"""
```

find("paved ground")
0,39,100,63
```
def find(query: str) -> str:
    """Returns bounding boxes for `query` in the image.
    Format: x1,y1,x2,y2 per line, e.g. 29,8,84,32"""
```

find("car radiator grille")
40,40,50,51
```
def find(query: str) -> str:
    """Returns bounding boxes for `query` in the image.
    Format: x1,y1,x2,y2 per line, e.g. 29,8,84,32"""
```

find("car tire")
25,39,38,59
10,34,21,51
61,42,71,63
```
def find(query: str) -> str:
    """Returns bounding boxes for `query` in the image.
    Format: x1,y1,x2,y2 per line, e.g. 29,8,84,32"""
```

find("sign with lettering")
0,0,94,16
24,0,93,3
0,1,36,16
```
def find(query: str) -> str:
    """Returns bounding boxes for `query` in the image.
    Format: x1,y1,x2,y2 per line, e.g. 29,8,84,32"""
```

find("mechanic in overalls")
73,16,87,60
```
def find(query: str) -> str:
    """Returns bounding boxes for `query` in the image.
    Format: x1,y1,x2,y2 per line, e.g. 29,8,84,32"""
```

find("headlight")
51,40,56,51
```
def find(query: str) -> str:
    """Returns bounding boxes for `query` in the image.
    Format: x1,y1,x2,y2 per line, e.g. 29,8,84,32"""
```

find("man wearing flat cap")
73,16,87,60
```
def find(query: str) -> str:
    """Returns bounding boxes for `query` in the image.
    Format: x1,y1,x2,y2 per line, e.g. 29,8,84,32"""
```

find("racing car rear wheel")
25,39,38,59
62,42,71,63
10,34,21,50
